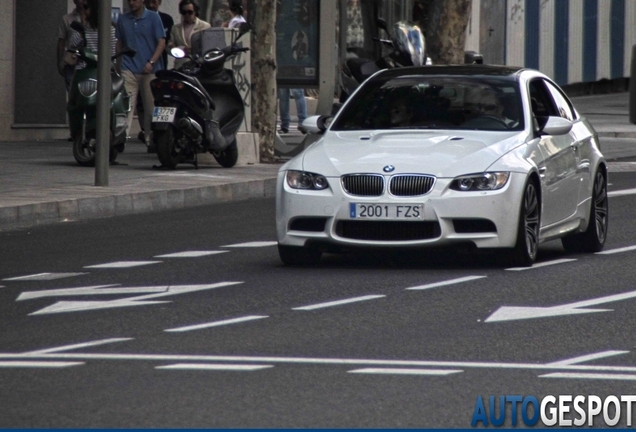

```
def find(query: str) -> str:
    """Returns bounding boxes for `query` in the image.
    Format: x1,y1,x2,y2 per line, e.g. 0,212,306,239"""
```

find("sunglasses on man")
180,10,195,15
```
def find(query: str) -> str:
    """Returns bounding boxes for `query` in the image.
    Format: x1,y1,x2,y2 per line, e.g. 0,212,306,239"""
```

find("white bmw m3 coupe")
276,65,608,267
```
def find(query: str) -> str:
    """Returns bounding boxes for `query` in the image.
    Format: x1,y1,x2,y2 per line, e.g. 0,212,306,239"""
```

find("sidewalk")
1,93,635,232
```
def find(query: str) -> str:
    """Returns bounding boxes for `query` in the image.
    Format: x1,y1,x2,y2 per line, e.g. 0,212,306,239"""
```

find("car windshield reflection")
331,75,524,132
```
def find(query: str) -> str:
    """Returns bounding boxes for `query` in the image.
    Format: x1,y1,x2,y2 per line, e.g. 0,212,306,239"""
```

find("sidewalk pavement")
1,93,635,232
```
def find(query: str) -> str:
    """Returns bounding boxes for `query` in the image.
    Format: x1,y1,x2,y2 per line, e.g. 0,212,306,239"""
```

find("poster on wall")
276,0,319,87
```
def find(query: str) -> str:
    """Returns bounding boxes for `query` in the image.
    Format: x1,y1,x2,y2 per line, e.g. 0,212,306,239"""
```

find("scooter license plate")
152,107,176,123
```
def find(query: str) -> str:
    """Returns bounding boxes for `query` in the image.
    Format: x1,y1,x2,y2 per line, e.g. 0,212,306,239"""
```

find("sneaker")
146,144,157,153
297,125,307,134
138,131,146,143
279,127,289,134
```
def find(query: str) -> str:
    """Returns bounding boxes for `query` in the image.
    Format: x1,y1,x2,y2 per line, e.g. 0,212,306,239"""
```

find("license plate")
152,107,176,123
349,203,423,220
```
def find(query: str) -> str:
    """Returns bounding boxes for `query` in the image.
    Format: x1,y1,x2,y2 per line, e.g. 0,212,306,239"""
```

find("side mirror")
170,47,186,59
302,115,332,135
237,22,252,39
540,116,572,136
376,18,388,32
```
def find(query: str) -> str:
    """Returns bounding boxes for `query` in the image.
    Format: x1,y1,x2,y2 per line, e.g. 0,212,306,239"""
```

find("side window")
528,80,558,118
545,80,576,121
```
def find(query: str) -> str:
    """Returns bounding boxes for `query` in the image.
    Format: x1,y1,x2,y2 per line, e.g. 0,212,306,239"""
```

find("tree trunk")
424,0,471,64
251,0,277,162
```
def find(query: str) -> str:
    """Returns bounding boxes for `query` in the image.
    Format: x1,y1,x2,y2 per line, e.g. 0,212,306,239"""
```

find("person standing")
136,0,174,144
168,0,211,69
116,0,166,151
57,0,85,91
227,0,247,29
278,88,307,134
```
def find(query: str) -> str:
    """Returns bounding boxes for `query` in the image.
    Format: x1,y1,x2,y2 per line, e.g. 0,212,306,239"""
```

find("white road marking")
165,315,269,332
27,338,134,354
17,285,167,301
505,258,577,271
5,350,636,374
547,350,629,366
156,363,273,371
292,295,386,311
2,272,87,281
405,275,486,291
609,188,636,197
540,372,636,381
28,282,243,315
348,368,463,376
486,288,636,322
154,251,228,258
0,361,84,368
596,245,636,255
221,241,277,248
84,261,161,269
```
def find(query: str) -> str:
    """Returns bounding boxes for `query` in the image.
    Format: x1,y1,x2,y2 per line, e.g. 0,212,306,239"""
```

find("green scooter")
66,22,135,167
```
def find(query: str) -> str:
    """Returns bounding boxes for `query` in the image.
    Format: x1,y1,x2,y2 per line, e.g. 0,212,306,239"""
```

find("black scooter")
149,24,250,169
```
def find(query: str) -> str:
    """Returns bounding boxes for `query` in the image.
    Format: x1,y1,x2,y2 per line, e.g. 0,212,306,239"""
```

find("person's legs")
278,87,291,132
291,88,307,133
121,70,139,139
136,94,145,142
138,73,156,150
291,88,307,124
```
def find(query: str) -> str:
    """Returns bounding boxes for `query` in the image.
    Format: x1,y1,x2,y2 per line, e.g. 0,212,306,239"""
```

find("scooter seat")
111,74,125,96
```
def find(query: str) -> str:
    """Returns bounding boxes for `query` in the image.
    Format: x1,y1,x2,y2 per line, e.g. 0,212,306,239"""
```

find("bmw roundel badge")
383,165,395,173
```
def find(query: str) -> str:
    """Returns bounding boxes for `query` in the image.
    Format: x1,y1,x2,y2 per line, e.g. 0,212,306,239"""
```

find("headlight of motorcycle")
286,170,329,190
450,172,510,191
78,79,97,98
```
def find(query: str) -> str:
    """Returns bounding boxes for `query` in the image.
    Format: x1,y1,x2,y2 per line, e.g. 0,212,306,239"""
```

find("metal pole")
95,0,113,186
316,0,337,116
630,45,636,124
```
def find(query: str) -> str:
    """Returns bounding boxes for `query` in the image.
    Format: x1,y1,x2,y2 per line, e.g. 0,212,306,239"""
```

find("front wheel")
506,180,540,267
561,170,608,253
212,139,238,168
278,244,322,266
155,126,182,169
73,133,96,167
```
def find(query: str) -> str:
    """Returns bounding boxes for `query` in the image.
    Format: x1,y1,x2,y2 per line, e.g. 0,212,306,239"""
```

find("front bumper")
276,171,527,250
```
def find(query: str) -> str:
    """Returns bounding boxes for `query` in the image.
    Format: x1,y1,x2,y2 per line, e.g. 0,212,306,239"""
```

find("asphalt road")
1,164,636,427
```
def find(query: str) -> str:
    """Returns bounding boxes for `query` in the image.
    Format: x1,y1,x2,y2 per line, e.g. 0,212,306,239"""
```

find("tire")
507,180,540,267
72,132,96,167
212,139,239,168
278,244,322,266
561,170,608,253
155,126,181,169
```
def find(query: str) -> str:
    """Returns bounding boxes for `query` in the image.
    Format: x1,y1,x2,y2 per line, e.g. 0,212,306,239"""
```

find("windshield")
331,75,524,132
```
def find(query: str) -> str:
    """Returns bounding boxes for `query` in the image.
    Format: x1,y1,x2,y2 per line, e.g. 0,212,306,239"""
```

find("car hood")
301,130,526,177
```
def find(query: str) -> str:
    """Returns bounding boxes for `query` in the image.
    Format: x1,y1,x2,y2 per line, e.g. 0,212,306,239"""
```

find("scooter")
149,24,250,169
66,22,136,167
338,19,427,106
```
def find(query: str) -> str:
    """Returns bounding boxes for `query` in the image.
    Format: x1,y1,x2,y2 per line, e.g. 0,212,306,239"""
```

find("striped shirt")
70,26,117,69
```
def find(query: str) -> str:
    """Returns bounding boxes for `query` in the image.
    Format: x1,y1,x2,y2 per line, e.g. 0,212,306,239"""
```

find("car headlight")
286,170,329,190
450,172,510,191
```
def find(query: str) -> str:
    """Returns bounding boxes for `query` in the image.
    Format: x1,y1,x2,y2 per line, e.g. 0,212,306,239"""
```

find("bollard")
630,45,636,124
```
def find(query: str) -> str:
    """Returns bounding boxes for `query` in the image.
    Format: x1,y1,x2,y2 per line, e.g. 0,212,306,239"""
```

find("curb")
0,178,277,231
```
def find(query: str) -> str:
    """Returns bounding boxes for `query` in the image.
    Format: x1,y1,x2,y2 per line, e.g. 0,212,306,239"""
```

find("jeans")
278,88,307,129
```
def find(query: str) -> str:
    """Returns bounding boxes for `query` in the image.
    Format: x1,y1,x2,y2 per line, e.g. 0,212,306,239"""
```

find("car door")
528,79,580,227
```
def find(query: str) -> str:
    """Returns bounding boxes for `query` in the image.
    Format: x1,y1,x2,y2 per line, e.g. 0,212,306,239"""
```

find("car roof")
370,65,526,82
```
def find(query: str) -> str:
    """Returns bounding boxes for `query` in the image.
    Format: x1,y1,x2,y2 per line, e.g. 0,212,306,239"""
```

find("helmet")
392,21,425,66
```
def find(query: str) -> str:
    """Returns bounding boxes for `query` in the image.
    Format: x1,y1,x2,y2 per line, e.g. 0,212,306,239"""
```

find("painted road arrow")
23,282,242,315
485,289,636,322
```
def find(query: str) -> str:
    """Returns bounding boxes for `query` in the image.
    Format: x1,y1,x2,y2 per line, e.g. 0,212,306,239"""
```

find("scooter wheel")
212,139,238,168
73,134,96,167
155,127,181,169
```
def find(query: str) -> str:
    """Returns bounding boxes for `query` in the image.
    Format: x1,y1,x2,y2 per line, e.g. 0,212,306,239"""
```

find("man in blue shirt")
116,0,166,151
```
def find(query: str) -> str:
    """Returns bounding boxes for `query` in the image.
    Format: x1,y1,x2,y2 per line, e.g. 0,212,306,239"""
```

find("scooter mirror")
70,21,85,33
237,22,251,39
170,47,186,59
